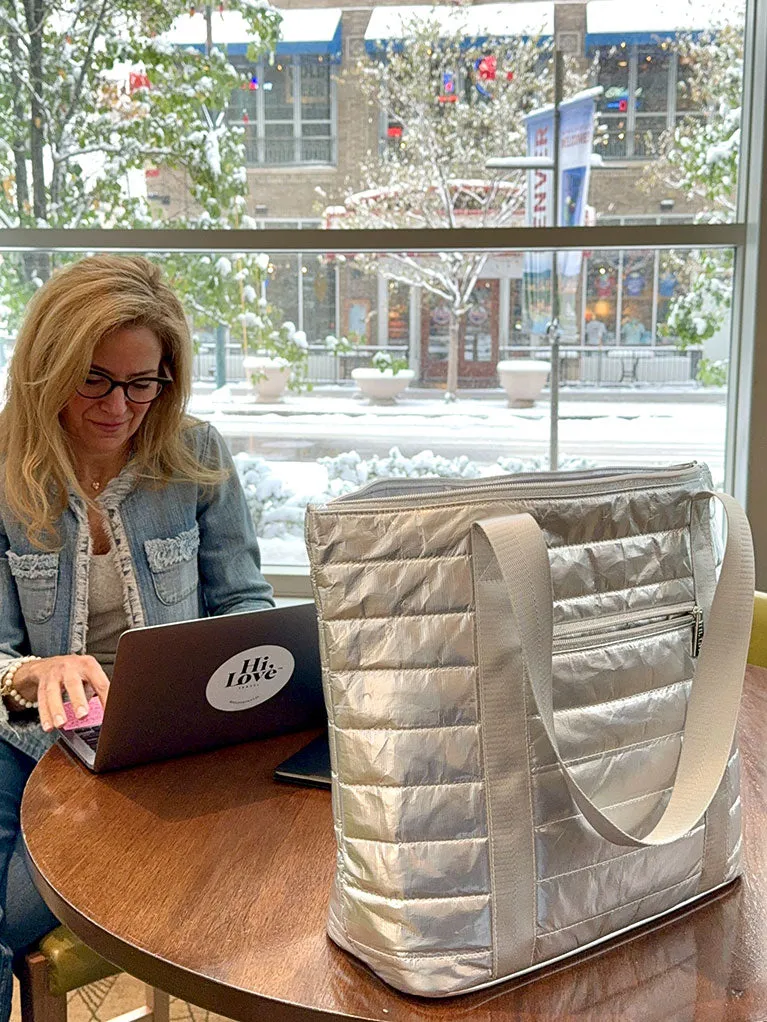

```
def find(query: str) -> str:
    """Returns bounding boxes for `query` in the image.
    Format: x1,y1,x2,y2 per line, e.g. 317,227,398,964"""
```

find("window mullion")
0,224,746,253
651,249,660,344
729,0,767,589
627,45,638,157
257,59,265,165
294,60,302,165
616,250,624,343
667,50,678,129
331,61,338,166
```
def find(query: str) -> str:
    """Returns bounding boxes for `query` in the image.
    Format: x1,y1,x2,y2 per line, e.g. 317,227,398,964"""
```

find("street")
192,391,727,486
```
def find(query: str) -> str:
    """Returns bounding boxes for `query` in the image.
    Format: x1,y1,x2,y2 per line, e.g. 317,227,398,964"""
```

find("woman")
0,254,274,1019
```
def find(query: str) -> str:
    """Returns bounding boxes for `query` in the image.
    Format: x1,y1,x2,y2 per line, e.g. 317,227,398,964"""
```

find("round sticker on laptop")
206,645,295,712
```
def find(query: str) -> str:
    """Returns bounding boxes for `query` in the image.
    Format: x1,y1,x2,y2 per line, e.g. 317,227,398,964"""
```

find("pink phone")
60,696,104,731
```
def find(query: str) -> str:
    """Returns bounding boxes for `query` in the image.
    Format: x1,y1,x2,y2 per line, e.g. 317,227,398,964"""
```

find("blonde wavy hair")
0,254,223,548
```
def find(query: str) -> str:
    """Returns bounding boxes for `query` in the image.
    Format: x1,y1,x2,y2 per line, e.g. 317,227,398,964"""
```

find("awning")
586,0,741,46
364,3,554,53
163,7,343,58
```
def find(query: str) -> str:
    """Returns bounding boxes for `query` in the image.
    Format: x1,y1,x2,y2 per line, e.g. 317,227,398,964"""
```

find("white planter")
243,356,291,403
352,367,415,404
496,359,550,408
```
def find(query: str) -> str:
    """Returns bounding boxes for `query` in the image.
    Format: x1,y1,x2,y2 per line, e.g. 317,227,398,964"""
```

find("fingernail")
54,714,66,728
42,722,52,733
76,706,88,719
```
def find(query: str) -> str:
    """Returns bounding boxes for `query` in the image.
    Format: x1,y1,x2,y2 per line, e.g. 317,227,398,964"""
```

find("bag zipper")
332,465,665,502
327,464,702,511
554,604,704,657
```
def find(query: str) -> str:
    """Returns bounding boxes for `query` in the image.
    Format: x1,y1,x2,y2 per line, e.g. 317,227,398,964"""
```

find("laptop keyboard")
73,726,101,751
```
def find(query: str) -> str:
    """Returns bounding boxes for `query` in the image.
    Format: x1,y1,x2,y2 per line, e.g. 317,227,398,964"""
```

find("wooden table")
22,666,767,1022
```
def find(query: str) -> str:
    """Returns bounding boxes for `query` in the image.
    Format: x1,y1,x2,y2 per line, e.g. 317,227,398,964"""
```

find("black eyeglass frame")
75,370,172,405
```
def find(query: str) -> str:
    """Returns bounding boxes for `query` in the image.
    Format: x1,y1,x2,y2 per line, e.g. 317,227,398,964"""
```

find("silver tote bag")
305,464,754,998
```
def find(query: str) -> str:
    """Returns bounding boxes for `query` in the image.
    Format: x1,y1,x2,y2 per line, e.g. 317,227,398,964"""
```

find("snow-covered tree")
648,25,742,220
644,21,743,374
0,0,281,335
324,7,581,401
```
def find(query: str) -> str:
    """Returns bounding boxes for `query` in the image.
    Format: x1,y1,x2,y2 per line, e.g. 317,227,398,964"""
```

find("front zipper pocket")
553,604,704,658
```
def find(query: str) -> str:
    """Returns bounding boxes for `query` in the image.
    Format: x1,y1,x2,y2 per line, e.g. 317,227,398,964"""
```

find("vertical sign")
523,89,599,337
524,108,554,337
557,94,598,275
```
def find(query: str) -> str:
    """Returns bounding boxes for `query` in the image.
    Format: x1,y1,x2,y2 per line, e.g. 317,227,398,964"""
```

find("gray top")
86,550,129,680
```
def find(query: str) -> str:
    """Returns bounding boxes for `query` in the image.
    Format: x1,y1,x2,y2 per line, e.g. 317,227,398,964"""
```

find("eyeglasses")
76,370,171,404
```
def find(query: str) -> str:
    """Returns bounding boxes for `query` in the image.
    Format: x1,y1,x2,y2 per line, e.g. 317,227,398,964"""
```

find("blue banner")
523,90,599,337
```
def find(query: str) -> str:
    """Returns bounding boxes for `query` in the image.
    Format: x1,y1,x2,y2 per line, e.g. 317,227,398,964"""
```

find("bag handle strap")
471,491,754,849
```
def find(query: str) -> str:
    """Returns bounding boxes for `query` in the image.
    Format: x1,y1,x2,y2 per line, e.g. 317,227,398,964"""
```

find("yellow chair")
17,925,169,1022
748,591,767,668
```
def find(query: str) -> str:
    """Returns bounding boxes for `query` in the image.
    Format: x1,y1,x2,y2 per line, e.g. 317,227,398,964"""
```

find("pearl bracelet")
1,656,42,710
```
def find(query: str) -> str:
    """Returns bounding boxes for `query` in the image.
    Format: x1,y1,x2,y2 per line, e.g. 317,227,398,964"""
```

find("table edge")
23,807,374,1022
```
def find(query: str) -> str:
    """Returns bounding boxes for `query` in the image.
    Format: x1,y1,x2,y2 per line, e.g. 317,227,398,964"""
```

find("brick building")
158,1,731,386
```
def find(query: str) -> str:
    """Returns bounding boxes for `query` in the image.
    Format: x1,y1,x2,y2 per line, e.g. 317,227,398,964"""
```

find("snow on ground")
193,389,726,475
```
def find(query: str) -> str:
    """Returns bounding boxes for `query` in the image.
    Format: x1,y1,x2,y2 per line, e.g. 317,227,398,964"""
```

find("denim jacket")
0,421,274,761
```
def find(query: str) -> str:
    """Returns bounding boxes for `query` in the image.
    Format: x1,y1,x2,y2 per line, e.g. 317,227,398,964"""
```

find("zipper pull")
692,606,704,657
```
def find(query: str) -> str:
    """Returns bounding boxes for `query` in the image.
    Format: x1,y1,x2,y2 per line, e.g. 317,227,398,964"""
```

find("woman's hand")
10,656,110,732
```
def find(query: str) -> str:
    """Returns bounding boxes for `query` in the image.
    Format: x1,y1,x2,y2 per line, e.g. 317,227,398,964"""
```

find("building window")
227,56,336,166
593,44,701,160
582,235,692,349
387,281,410,344
241,221,337,338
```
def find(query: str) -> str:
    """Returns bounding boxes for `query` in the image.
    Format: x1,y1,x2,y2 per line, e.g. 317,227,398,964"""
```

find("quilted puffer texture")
305,465,742,997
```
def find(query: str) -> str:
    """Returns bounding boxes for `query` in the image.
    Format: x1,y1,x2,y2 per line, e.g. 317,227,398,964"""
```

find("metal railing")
241,137,336,166
497,344,704,387
193,341,704,388
192,343,409,385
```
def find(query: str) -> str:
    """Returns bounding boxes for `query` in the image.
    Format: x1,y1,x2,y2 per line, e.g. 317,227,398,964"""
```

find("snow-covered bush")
234,454,296,534
235,449,601,543
234,454,329,539
320,448,598,489
372,350,410,375
696,357,728,387
319,446,481,489
495,455,597,473
244,317,312,393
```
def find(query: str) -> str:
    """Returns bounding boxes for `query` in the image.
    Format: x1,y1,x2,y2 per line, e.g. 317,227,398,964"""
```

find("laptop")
273,733,331,789
57,602,324,773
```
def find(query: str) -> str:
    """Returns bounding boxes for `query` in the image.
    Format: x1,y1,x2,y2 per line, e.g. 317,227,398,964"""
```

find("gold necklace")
82,453,130,494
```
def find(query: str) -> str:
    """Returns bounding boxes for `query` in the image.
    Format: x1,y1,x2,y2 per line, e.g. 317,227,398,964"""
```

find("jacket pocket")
144,524,200,606
6,551,59,624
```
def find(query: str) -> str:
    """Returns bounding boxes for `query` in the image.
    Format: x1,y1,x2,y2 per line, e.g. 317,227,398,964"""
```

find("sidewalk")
191,380,726,420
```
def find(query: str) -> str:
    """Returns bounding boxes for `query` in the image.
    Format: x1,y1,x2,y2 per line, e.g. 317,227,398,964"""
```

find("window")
254,224,337,339
2,0,764,585
228,56,336,166
593,44,701,160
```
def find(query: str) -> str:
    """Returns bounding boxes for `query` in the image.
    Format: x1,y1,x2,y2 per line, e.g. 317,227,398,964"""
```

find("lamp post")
548,49,563,473
484,50,564,471
486,70,604,471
